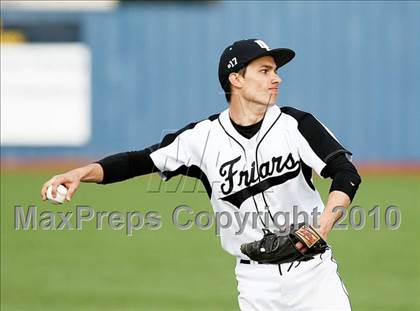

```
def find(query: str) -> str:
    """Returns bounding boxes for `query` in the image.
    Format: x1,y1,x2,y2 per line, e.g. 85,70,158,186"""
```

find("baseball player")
41,39,361,311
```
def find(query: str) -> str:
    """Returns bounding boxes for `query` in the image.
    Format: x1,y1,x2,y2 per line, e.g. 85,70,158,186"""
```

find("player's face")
241,56,282,106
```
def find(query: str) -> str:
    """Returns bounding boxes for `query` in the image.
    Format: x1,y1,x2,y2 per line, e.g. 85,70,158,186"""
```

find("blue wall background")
2,1,419,161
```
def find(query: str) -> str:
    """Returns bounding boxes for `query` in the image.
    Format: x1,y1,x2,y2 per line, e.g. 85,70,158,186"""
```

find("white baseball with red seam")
46,185,68,204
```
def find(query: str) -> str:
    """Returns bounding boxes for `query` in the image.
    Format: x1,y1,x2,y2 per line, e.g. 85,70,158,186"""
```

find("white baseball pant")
235,249,351,311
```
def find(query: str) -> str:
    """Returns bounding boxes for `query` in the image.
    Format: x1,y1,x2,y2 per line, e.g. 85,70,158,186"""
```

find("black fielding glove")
240,223,329,265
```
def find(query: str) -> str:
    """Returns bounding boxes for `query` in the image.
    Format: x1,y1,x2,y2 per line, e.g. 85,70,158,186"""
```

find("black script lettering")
284,153,297,169
219,156,241,195
259,160,274,179
219,153,300,196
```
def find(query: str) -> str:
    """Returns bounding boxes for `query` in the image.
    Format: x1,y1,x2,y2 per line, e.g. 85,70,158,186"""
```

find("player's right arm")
40,147,159,201
40,119,203,202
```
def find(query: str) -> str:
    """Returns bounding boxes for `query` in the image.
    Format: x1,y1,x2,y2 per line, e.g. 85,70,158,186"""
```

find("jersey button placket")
247,144,266,229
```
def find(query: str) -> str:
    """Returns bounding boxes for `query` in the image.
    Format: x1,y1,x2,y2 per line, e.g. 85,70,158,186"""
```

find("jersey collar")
219,104,282,148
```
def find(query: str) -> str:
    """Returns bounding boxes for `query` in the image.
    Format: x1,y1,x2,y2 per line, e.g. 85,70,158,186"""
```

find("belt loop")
240,259,251,264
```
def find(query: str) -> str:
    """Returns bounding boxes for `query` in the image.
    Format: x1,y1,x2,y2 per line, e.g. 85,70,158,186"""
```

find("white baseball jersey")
149,104,350,258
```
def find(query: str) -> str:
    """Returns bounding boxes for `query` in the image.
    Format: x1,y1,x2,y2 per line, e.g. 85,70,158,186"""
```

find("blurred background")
1,1,419,311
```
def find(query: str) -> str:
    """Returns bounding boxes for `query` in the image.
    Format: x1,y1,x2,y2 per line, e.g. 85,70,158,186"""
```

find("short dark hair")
225,66,247,103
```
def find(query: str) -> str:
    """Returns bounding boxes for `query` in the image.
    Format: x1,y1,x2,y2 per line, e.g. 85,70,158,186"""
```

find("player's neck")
229,98,270,126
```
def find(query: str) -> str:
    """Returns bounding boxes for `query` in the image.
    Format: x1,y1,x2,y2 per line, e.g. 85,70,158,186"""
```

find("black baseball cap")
218,39,295,92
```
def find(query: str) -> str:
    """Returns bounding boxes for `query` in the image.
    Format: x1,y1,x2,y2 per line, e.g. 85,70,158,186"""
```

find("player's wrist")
316,225,331,241
80,164,102,182
318,210,340,240
74,165,96,182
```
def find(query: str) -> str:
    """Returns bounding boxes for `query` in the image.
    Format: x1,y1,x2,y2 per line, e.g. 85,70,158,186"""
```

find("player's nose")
272,73,282,85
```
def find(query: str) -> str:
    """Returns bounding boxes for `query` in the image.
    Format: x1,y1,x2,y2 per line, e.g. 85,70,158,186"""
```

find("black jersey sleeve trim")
162,164,212,197
281,106,352,164
150,113,220,152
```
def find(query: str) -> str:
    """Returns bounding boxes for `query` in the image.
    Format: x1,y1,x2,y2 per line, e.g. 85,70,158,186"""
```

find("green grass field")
1,171,419,311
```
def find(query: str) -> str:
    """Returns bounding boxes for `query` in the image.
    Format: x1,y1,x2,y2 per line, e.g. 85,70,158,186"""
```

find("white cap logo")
254,40,270,51
227,57,238,69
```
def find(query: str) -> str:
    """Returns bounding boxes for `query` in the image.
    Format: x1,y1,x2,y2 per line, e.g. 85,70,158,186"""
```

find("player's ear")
228,72,243,89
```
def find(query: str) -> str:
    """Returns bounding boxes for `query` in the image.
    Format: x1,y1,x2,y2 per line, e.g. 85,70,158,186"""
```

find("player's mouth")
269,88,278,94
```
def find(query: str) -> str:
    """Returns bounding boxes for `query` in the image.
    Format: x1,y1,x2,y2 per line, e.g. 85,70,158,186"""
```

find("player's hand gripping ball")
240,223,328,265
46,185,68,204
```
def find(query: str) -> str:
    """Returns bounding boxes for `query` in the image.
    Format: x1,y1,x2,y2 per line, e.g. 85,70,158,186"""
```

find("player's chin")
267,94,278,105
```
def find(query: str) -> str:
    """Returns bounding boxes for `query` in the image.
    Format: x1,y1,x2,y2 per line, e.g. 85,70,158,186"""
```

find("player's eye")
261,69,268,74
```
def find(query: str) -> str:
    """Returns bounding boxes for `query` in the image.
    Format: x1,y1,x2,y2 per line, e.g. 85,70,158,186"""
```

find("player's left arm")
289,109,362,243
317,153,361,240
295,154,360,252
